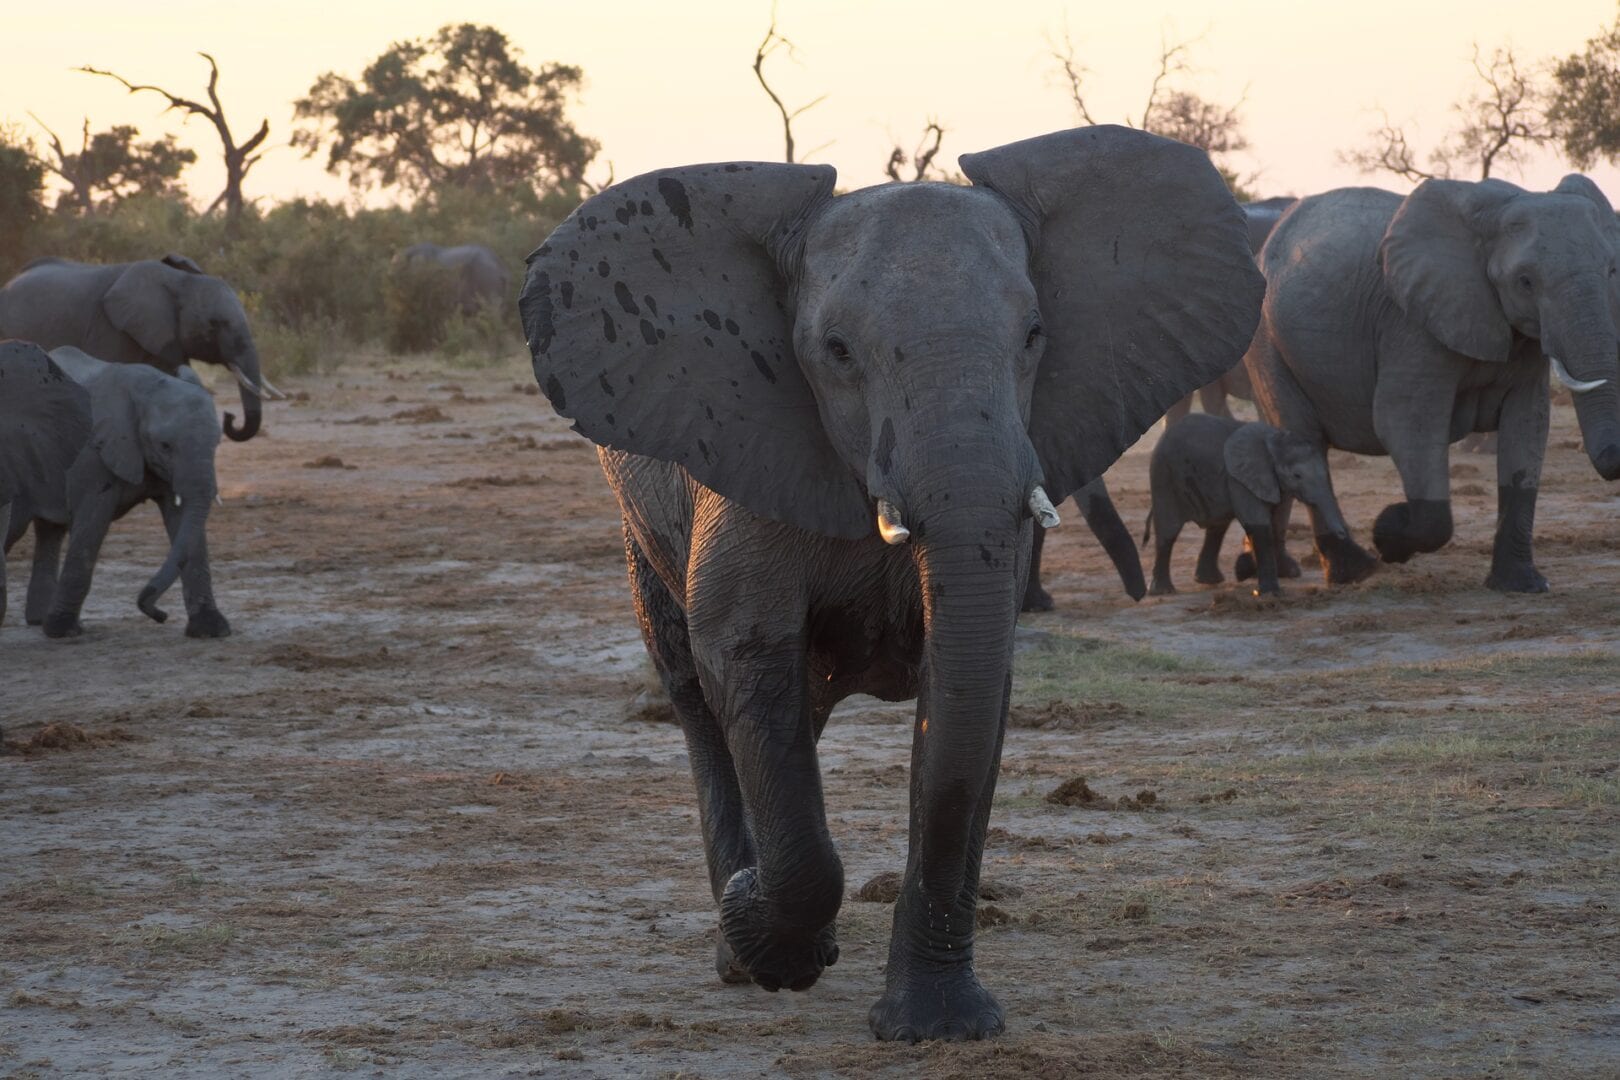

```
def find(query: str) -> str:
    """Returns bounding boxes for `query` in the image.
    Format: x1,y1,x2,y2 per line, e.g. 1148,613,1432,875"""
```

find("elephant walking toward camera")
0,341,92,628
7,346,231,639
395,243,509,313
521,126,1262,1040
1246,177,1620,591
0,254,276,441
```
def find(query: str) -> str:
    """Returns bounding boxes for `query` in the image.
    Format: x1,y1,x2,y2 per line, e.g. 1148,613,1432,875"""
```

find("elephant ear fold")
521,162,872,539
160,253,205,275
87,371,146,485
959,126,1265,503
1380,179,1520,363
103,262,184,367
1223,423,1280,504
0,343,92,497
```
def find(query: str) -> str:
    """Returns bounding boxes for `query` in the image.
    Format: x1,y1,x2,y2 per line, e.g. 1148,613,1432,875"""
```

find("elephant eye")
825,336,852,363
1024,322,1044,350
1517,273,1534,292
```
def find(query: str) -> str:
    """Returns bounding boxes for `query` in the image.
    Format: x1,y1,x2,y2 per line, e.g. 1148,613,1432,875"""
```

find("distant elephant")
0,254,277,442
1020,478,1146,612
394,243,509,313
1246,177,1620,591
520,126,1263,1040
0,341,92,628
10,346,230,639
1143,414,1345,597
1164,197,1296,425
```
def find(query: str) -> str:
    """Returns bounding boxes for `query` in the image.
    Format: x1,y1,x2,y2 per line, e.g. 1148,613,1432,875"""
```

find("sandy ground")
2,357,1617,1079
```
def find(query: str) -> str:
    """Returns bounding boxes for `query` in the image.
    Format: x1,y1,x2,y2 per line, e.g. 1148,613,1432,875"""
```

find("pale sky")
9,1,1620,207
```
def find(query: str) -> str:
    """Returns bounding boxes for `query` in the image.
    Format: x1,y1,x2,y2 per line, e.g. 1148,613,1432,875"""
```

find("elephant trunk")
137,494,209,623
1547,288,1620,481
1075,483,1147,601
222,344,264,442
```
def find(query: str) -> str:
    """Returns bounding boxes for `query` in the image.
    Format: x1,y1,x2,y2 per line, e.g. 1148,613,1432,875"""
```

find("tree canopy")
34,120,195,213
292,23,599,200
1548,8,1620,170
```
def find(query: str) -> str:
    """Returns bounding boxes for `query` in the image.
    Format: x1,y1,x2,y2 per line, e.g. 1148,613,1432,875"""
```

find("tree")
752,7,829,164
1548,8,1620,169
1345,45,1550,182
883,121,948,182
293,23,598,200
79,53,269,234
0,123,46,254
1051,29,1253,196
31,118,195,213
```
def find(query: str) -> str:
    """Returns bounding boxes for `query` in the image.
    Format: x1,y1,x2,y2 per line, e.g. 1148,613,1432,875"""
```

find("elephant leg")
1198,379,1232,420
0,501,9,626
159,499,231,638
1241,519,1282,596
1020,523,1053,612
1247,337,1375,583
44,491,117,639
1165,393,1193,426
1372,371,1458,565
1273,499,1302,578
1484,374,1549,593
24,520,66,626
1194,519,1230,585
626,529,754,983
1148,513,1182,596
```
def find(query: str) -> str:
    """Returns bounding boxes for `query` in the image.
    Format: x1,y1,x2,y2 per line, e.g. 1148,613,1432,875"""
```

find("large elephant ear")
520,162,872,539
0,342,92,499
1223,423,1280,504
103,262,185,367
86,371,146,485
1380,178,1521,363
959,126,1265,503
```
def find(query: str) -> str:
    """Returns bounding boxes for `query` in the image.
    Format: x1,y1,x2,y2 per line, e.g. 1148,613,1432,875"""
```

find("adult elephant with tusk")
1245,176,1620,592
0,254,281,442
521,126,1263,1041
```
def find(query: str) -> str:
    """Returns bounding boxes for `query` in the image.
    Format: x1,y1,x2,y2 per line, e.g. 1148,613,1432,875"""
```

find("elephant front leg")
1372,364,1460,566
704,642,842,994
158,499,231,638
25,520,66,626
0,501,9,625
1194,519,1231,585
44,492,117,639
1484,375,1549,593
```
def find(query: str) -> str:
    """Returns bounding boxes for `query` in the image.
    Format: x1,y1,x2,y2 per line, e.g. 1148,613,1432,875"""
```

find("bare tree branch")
1341,110,1444,181
884,121,947,182
1048,26,1099,125
752,5,825,162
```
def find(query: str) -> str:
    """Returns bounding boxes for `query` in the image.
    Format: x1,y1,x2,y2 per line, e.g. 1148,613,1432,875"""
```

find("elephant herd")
3,122,1617,1044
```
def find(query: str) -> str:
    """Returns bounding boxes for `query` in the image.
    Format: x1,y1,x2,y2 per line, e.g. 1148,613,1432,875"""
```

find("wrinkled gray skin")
395,243,510,313
0,341,92,628
520,126,1263,1041
1247,177,1620,592
1144,414,1346,597
9,346,229,639
1165,197,1296,425
0,254,265,442
1020,477,1145,612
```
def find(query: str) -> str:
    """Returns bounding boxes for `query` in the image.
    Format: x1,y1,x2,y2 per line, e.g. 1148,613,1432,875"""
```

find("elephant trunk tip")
1591,443,1620,481
137,585,169,624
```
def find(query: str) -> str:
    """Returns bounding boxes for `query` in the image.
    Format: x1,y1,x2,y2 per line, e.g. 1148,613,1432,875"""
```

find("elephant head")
102,258,271,442
1380,175,1620,479
1225,423,1349,538
75,354,221,622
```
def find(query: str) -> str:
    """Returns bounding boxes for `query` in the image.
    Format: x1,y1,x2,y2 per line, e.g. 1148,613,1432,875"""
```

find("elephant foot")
1194,564,1225,586
1316,533,1378,585
869,965,1005,1043
1233,550,1256,582
42,611,83,639
1278,553,1303,579
1020,583,1054,613
1147,579,1176,597
185,607,232,639
1372,500,1453,564
719,867,839,992
1485,563,1550,594
714,933,754,985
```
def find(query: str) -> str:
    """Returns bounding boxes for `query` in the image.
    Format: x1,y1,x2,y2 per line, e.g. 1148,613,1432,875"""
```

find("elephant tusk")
226,363,279,400
257,373,288,400
214,494,224,507
1028,486,1062,528
174,494,183,508
876,499,911,545
1549,355,1608,394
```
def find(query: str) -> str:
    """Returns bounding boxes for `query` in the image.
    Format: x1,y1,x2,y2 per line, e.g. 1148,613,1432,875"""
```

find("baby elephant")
1144,414,1348,597
29,346,230,638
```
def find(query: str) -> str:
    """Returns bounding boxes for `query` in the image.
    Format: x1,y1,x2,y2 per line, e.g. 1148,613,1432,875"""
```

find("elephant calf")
16,347,231,638
1145,414,1348,597
0,341,92,628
